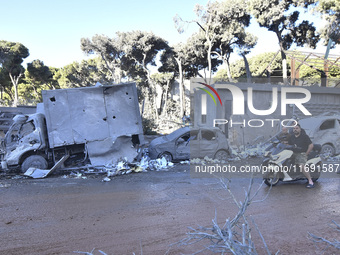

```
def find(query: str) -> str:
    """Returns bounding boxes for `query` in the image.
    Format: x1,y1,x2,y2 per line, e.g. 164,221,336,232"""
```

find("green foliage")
0,40,29,71
215,52,284,81
313,0,340,44
151,72,174,86
0,40,29,105
117,30,169,80
249,0,320,50
81,35,125,83
215,50,340,85
53,59,104,88
142,117,158,135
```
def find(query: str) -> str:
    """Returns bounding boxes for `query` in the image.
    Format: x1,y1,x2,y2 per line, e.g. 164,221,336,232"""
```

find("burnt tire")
21,155,48,173
214,150,229,161
159,152,173,162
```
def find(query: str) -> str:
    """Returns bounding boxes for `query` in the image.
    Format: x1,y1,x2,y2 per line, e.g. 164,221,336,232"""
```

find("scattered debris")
102,177,111,182
24,167,52,179
190,156,227,165
0,183,10,188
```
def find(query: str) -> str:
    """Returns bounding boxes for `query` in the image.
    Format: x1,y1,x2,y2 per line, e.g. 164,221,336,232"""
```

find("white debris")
24,167,51,179
180,160,190,165
148,157,174,171
69,172,83,179
327,155,340,162
102,177,111,182
190,156,229,165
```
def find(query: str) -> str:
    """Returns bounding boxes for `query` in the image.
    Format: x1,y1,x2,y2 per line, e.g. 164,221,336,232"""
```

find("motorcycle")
262,142,322,186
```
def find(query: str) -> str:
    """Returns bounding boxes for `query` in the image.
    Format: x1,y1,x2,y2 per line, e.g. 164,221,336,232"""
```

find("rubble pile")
190,156,227,165
234,144,267,159
57,155,176,181
326,154,340,162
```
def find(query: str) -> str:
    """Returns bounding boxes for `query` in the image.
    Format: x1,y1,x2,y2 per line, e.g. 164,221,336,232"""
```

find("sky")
1,0,337,69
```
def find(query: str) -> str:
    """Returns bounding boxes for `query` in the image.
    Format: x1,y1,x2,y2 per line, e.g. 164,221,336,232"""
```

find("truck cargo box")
42,83,144,165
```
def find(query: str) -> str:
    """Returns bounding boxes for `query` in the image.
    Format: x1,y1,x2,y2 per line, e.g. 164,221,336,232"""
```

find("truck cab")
1,113,48,172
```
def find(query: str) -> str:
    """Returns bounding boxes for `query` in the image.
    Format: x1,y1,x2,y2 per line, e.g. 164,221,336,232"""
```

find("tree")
174,0,256,83
249,0,320,84
312,0,340,45
81,34,125,83
117,31,169,120
159,35,214,117
215,52,284,82
26,60,57,89
0,40,29,106
0,68,12,104
20,60,58,103
150,72,174,116
54,60,99,88
208,0,256,82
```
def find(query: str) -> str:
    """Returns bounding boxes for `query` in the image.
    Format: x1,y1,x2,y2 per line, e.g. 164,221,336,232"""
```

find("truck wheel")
21,155,48,173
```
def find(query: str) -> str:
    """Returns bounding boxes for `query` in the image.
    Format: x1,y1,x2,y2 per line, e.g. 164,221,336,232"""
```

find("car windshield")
165,127,190,141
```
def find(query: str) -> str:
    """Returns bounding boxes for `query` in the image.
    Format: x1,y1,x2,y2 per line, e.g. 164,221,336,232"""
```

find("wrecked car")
148,126,230,161
299,115,340,157
0,83,144,176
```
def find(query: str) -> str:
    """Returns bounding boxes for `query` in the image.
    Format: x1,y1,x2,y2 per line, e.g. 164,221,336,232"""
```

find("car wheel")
159,152,173,162
21,155,48,173
321,144,335,157
214,150,229,161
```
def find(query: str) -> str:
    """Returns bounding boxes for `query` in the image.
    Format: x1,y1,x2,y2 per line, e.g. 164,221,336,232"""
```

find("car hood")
149,136,169,147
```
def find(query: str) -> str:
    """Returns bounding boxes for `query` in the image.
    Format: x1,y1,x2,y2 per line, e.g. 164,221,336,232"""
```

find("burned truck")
0,83,144,175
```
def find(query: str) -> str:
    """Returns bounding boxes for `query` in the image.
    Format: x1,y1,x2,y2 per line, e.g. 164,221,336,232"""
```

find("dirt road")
1,161,339,255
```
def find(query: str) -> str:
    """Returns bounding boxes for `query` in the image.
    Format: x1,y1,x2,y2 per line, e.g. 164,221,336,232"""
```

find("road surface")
1,160,339,254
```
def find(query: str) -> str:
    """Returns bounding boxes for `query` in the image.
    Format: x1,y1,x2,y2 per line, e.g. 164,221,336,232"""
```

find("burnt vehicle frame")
148,127,230,162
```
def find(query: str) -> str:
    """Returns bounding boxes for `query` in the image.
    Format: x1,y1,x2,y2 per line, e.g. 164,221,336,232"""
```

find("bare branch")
173,177,275,254
308,221,340,251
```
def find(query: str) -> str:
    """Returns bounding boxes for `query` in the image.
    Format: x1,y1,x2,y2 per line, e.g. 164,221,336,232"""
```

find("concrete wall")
190,79,340,148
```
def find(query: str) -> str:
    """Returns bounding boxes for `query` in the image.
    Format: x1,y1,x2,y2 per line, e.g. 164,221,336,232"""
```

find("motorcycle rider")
266,127,291,152
288,124,314,188
276,127,291,144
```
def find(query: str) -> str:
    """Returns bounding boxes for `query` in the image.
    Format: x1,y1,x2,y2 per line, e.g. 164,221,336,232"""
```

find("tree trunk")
162,80,170,117
175,57,185,117
241,54,252,83
223,58,232,82
145,68,159,121
9,72,22,107
278,40,288,85
282,56,287,85
207,39,213,84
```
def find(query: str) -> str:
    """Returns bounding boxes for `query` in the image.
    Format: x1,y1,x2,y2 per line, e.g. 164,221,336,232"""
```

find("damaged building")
190,79,340,148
